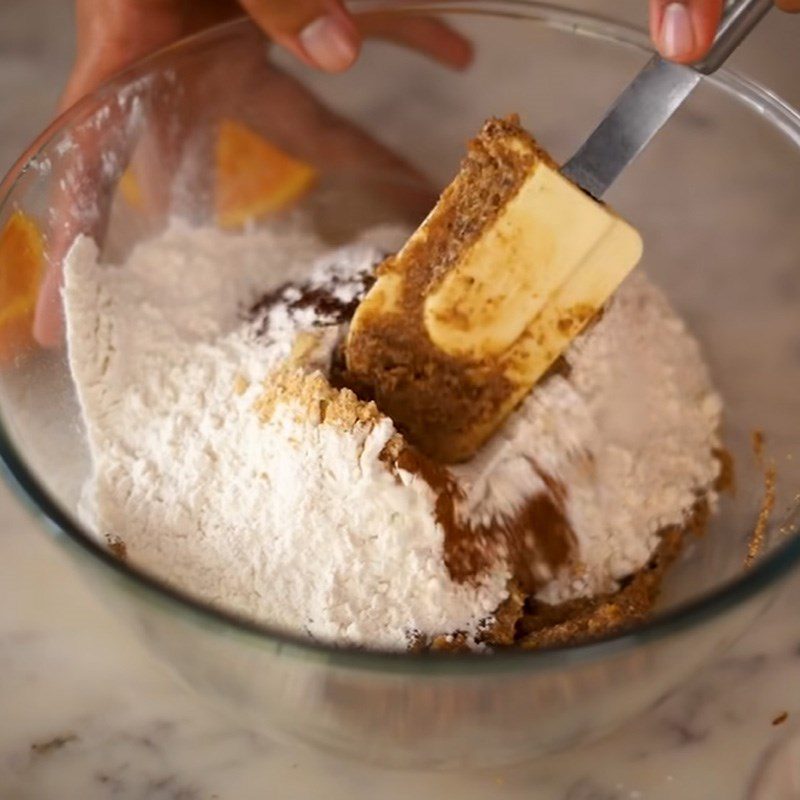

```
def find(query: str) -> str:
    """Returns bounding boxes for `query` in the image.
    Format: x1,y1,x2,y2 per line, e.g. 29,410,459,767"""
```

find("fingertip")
240,0,362,73
409,17,475,70
297,13,361,72
439,30,475,71
651,0,722,64
357,14,474,72
654,2,695,62
687,0,724,61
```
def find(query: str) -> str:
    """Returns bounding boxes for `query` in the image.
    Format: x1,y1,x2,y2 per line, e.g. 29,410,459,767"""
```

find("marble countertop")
2,2,800,798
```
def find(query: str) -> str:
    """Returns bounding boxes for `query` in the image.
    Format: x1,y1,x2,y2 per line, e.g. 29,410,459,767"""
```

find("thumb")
649,0,724,64
239,0,361,72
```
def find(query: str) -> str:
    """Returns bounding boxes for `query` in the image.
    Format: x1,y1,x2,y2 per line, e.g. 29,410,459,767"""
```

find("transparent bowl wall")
0,1,799,769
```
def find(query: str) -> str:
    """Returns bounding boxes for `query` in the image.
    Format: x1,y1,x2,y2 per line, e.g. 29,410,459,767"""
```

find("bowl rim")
1,1,800,675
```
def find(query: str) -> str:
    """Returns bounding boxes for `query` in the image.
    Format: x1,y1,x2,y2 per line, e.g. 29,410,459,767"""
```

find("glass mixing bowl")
0,1,799,770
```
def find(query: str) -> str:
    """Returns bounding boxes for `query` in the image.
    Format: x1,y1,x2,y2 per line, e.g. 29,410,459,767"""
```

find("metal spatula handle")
696,0,774,73
561,0,772,199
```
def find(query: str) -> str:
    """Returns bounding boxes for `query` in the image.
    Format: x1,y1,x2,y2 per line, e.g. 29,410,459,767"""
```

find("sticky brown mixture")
105,535,127,561
425,501,710,652
508,513,700,650
713,446,736,493
345,116,558,463
745,429,777,568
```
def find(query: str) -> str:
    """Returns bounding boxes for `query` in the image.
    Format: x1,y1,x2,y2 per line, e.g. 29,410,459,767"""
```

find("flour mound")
64,221,507,649
63,219,721,649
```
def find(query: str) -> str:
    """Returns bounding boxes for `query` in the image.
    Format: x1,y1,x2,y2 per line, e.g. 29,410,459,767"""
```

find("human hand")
62,0,472,112
36,6,466,347
650,0,800,64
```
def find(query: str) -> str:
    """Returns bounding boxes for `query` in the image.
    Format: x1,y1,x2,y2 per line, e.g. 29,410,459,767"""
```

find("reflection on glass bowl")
0,2,798,768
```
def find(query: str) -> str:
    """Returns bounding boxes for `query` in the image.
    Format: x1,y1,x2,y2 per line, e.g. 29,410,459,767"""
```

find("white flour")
453,278,722,602
64,219,722,648
64,220,508,649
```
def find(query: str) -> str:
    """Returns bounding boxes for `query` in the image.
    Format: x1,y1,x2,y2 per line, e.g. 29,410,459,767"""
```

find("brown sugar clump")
507,527,684,650
474,501,710,651
478,583,526,646
414,510,696,652
254,365,380,432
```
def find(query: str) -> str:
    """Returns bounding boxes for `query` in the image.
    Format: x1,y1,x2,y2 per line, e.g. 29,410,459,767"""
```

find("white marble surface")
2,2,800,798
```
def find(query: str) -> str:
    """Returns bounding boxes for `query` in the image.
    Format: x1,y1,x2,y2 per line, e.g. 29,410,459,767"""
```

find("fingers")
357,13,473,70
238,0,361,72
649,0,724,63
651,0,799,63
68,0,471,110
242,0,474,73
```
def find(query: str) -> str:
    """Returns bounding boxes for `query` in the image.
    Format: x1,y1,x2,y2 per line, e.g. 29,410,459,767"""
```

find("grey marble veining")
3,499,800,799
2,2,800,798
